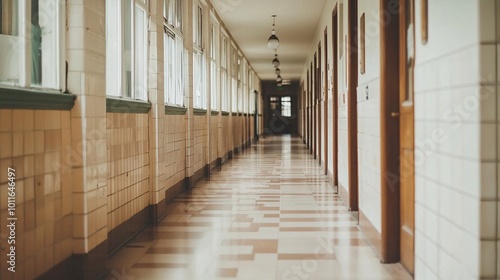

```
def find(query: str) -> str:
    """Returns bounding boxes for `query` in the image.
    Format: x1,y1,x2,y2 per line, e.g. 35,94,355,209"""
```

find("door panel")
399,0,415,274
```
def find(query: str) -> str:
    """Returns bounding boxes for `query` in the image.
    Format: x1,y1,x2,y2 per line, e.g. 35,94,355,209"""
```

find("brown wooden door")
323,31,328,175
332,6,338,187
399,0,415,274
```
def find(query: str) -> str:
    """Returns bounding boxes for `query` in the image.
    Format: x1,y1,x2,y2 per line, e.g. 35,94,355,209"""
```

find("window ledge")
211,111,219,116
107,97,151,113
165,105,187,115
232,112,239,116
0,86,76,110
221,111,230,116
193,108,207,115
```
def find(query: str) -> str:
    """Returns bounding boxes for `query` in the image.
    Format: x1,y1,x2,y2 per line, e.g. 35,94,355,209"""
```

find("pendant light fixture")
276,75,283,83
275,68,281,75
272,52,280,68
267,15,280,50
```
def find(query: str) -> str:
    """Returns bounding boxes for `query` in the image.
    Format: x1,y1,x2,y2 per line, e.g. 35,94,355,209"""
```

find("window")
193,1,206,109
164,0,184,106
106,0,148,100
0,0,63,89
210,18,219,111
220,33,229,112
164,0,182,30
230,45,238,112
281,96,291,117
237,55,243,113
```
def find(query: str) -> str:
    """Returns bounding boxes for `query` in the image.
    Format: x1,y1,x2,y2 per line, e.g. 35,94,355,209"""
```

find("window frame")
163,0,184,107
220,31,229,112
0,0,65,92
209,15,219,111
106,0,148,101
193,0,206,109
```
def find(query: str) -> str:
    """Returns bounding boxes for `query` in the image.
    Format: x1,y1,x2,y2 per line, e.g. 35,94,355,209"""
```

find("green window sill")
193,108,207,115
221,111,230,116
107,97,151,113
0,86,76,110
165,105,187,115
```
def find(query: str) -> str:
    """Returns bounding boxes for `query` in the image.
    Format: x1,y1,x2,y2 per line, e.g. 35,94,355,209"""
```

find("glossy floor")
105,136,412,280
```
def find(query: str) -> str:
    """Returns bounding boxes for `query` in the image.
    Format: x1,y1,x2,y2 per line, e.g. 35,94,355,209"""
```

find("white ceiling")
211,0,327,81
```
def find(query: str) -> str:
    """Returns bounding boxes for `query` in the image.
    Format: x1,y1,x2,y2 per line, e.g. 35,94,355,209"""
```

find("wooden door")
316,48,321,164
311,62,316,158
399,0,415,274
332,6,339,186
323,31,328,175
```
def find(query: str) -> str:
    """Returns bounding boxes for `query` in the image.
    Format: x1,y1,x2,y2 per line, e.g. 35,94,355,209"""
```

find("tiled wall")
192,116,208,173
106,113,149,231
413,0,486,278
356,0,382,232
210,115,218,164
164,115,187,189
233,116,243,149
222,116,232,158
0,109,73,279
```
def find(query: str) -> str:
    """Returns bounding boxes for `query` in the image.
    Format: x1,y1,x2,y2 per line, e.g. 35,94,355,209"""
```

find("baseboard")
38,240,108,280
338,182,350,210
359,210,382,259
108,206,151,255
187,166,206,189
205,159,218,178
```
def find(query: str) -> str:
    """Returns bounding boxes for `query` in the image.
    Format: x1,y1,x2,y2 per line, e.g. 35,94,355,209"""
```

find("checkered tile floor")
105,136,412,280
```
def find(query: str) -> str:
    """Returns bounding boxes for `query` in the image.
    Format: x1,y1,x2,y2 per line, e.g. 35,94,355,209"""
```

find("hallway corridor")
105,136,411,280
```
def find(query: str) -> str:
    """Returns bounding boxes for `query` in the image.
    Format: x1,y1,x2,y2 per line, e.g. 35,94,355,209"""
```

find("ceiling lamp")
275,68,281,75
272,53,280,68
276,75,283,83
267,15,280,49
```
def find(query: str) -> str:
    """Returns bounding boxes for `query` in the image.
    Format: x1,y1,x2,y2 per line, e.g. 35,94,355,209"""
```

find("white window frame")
0,0,65,91
209,15,219,111
230,44,238,113
106,0,148,100
220,31,229,112
164,0,184,106
193,0,206,109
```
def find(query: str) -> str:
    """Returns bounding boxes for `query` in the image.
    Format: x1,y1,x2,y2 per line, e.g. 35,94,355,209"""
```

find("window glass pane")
0,0,18,35
282,96,291,117
221,70,227,111
194,52,205,108
176,0,182,29
32,0,60,88
106,0,121,96
231,77,237,112
211,60,217,110
175,36,184,105
134,5,147,100
165,33,174,104
0,0,19,84
123,0,132,98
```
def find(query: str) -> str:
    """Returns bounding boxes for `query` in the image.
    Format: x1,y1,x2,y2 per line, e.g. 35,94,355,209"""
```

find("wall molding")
165,105,187,115
193,108,208,115
0,87,76,110
107,97,151,113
